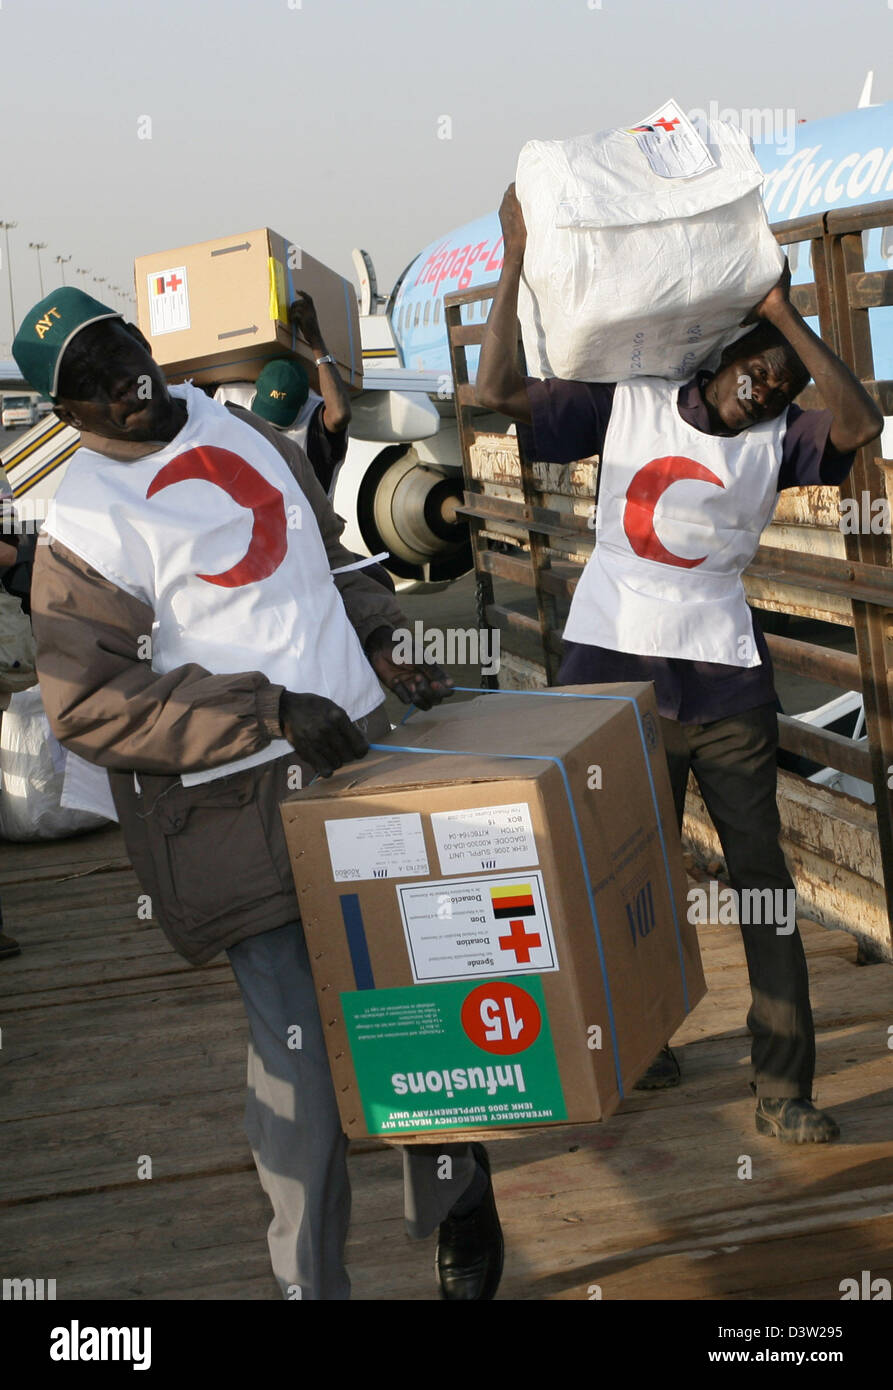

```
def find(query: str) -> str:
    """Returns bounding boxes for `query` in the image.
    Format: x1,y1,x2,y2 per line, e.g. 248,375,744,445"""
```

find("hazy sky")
0,0,888,350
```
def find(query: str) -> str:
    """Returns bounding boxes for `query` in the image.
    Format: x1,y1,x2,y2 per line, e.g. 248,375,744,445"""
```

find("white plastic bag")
61,748,119,823
0,687,112,840
516,112,785,383
0,588,38,694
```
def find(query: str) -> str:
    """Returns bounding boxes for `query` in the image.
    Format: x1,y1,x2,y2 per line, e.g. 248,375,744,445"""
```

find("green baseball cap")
12,286,122,399
252,358,309,428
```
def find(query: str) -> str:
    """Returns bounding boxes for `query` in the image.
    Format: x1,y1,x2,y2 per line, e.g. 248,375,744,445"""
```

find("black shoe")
435,1144,504,1300
634,1043,681,1090
755,1096,840,1144
0,933,21,960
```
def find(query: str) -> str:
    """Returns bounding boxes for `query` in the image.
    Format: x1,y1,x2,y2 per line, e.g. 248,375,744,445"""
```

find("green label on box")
340,976,567,1134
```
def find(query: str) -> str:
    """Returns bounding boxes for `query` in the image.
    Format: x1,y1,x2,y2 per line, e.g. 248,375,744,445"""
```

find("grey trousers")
226,919,478,1300
661,702,816,1098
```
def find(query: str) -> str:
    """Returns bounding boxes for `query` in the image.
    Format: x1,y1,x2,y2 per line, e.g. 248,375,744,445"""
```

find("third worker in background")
215,291,351,497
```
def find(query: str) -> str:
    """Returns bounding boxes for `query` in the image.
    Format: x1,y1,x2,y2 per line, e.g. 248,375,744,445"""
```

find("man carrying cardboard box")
16,286,504,1300
215,295,395,595
476,185,884,1143
215,292,353,499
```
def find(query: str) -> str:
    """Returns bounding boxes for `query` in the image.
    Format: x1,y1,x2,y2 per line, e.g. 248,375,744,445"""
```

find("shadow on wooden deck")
1,825,890,1301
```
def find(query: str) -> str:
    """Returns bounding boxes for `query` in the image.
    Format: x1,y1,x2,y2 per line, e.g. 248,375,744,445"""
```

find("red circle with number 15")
460,982,542,1056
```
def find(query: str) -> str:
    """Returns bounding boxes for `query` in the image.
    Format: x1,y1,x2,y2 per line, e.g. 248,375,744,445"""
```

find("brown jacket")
31,404,404,965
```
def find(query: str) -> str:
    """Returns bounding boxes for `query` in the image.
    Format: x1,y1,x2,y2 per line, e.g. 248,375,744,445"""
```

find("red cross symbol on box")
166,273,183,293
653,117,681,132
498,918,542,964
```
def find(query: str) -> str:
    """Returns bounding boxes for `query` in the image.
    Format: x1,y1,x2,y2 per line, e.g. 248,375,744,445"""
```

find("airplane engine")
332,426,471,592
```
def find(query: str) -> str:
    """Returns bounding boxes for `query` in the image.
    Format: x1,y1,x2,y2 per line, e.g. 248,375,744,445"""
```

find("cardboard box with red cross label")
280,686,705,1141
134,228,362,392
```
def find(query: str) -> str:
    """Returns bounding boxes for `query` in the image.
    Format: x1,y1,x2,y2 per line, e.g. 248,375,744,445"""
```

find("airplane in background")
4,88,892,598
390,93,893,385
335,88,893,589
0,362,27,388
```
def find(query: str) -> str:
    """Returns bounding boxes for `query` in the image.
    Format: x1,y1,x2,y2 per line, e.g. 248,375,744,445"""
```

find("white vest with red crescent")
44,382,383,785
563,378,787,666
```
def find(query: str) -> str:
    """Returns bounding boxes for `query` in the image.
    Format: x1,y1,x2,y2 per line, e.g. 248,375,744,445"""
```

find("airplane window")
862,230,872,263
785,243,799,275
414,303,421,328
423,301,431,326
434,300,441,323
881,227,893,262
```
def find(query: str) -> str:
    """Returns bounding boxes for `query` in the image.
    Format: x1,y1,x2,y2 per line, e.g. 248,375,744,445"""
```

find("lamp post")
1,221,18,337
55,254,71,286
28,241,48,296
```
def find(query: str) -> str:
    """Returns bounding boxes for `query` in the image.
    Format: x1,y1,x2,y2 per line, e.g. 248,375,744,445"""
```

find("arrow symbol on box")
218,325,258,340
211,242,252,256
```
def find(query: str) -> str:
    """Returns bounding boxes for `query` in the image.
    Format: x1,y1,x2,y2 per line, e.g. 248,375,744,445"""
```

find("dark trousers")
661,703,815,1098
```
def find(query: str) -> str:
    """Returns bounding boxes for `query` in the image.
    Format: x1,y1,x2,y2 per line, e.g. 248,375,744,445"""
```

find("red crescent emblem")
146,446,288,587
623,455,724,569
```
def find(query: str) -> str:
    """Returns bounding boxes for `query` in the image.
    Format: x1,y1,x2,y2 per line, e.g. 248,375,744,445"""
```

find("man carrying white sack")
477,185,883,1143
15,286,504,1300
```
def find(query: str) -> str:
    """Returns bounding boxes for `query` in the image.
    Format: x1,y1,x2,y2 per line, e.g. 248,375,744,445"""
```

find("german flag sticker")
490,883,536,918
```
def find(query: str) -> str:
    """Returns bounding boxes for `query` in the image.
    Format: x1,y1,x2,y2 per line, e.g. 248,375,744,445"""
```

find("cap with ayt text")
251,358,310,428
12,287,121,399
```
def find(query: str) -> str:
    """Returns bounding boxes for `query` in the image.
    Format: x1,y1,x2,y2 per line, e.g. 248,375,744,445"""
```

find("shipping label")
622,98,717,179
430,801,538,875
341,976,567,1134
397,869,558,983
324,812,429,882
146,266,190,336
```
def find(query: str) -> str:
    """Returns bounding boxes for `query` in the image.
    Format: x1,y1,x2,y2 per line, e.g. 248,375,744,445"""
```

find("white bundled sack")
516,102,785,383
0,686,112,840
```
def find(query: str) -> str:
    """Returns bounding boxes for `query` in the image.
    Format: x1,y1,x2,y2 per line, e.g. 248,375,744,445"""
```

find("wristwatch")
314,353,335,367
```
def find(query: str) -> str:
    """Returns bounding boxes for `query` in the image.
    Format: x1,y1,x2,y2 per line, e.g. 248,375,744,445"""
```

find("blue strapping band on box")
339,893,375,990
453,687,688,1010
371,687,691,1101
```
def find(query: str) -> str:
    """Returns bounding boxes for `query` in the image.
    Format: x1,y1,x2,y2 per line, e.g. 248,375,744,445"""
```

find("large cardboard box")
280,685,705,1142
134,228,362,391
